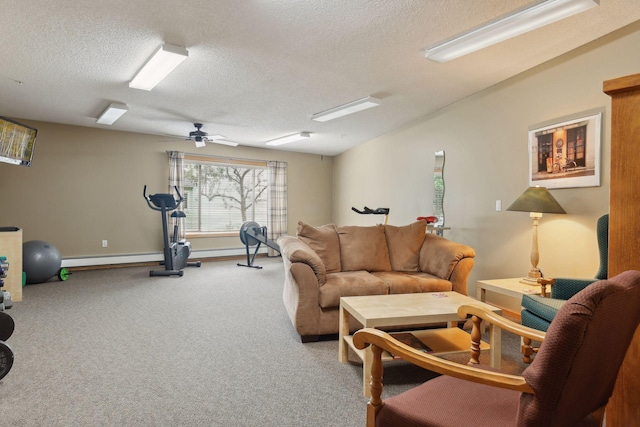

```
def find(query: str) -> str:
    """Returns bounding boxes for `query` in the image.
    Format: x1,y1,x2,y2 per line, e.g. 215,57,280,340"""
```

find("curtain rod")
166,150,285,166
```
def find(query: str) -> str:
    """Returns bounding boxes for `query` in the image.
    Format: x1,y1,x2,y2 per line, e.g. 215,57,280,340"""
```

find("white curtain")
267,161,287,257
167,151,185,241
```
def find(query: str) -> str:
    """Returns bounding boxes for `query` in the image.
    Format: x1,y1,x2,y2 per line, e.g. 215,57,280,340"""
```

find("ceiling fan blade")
160,125,237,147
208,138,239,147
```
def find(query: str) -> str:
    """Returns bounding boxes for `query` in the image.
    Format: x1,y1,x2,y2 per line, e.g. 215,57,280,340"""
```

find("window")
183,156,268,234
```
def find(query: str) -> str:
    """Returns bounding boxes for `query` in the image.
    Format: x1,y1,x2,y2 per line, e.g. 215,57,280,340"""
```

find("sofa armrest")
419,234,476,295
279,236,325,339
278,235,326,285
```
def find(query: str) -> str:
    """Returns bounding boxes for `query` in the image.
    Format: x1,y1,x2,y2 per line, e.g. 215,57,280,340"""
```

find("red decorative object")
416,216,438,224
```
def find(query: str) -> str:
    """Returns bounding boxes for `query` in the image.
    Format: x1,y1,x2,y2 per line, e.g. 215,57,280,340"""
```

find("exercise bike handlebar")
143,185,184,211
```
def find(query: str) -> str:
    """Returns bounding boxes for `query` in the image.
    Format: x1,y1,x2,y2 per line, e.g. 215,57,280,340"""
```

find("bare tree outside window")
183,162,268,232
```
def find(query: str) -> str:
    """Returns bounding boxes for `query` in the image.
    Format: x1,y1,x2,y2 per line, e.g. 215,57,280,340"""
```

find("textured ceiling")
1,0,639,156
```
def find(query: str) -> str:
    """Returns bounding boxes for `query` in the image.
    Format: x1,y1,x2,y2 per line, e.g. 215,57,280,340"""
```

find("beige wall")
333,21,640,302
0,122,333,259
3,20,639,288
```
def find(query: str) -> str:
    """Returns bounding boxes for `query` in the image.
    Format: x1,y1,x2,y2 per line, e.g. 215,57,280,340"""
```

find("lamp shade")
507,187,566,214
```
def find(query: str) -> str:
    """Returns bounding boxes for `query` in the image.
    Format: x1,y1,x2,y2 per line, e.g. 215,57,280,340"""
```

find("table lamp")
507,186,566,283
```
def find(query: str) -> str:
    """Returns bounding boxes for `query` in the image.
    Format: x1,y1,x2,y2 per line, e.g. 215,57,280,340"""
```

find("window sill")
187,232,238,239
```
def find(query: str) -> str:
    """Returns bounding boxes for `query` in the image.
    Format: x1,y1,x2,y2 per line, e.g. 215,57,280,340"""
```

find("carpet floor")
0,257,529,426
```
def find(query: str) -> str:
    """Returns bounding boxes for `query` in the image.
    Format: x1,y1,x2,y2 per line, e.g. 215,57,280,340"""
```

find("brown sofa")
278,220,476,342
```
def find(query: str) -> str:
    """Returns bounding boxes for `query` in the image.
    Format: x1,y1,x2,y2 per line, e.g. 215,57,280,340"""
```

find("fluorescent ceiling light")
425,0,599,63
129,43,188,90
96,103,128,125
266,132,311,146
311,96,381,122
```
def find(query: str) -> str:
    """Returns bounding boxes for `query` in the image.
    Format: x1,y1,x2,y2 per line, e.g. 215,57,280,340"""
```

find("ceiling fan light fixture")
129,43,189,91
266,132,311,146
425,0,599,63
311,96,381,122
96,103,128,125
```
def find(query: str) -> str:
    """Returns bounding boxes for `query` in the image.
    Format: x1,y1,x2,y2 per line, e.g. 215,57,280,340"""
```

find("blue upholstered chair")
521,214,609,333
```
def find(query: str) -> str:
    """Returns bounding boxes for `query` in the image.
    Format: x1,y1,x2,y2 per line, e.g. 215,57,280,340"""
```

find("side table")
476,278,545,320
476,278,547,361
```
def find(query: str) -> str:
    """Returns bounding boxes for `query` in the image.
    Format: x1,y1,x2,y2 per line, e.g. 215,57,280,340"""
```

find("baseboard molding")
61,247,267,268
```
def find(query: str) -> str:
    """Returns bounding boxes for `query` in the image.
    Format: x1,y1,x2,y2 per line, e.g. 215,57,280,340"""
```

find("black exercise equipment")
237,221,280,269
352,206,390,224
143,185,201,277
0,311,13,380
0,259,13,380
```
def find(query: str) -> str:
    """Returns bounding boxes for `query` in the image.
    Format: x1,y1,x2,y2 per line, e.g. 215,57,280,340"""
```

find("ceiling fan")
184,123,238,147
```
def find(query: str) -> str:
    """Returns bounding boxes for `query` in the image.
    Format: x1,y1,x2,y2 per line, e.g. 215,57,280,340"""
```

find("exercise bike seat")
352,206,390,215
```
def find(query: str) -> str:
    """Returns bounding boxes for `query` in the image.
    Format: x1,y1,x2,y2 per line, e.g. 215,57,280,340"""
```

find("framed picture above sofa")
528,109,603,189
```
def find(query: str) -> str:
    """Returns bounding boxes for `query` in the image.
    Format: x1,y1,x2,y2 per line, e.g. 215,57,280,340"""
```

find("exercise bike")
143,185,201,277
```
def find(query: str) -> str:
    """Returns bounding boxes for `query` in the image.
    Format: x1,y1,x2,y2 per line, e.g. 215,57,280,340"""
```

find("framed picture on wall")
528,109,603,189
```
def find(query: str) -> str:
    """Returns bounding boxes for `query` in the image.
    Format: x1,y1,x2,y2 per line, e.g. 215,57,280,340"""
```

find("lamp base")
519,268,542,285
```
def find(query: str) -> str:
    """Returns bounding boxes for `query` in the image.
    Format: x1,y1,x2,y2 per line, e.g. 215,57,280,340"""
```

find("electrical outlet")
102,240,108,248
496,200,502,211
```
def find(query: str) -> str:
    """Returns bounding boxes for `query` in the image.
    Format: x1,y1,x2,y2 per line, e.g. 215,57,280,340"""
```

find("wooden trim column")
0,228,22,302
603,73,640,426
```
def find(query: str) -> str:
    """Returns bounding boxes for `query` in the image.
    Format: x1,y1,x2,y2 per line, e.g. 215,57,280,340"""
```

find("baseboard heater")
61,247,267,268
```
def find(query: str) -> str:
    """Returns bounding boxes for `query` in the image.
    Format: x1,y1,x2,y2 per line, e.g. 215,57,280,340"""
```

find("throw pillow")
297,221,341,273
336,224,391,272
384,221,427,271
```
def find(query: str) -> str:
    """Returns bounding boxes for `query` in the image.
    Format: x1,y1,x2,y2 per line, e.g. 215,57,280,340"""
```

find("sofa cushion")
384,221,426,272
373,271,452,294
336,224,391,272
297,221,341,273
522,294,566,323
319,271,389,309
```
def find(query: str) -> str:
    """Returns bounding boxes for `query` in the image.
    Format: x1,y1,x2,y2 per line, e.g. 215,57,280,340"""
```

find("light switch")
496,200,502,211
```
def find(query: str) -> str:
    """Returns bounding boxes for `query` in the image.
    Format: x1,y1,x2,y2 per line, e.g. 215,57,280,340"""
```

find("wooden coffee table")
338,292,503,397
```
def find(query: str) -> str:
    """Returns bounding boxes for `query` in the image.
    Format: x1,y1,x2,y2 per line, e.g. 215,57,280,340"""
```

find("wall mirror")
433,150,445,232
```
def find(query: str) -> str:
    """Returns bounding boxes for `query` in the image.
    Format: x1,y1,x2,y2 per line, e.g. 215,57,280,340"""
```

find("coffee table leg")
477,285,487,303
477,286,488,334
489,324,502,369
362,345,372,398
338,304,350,363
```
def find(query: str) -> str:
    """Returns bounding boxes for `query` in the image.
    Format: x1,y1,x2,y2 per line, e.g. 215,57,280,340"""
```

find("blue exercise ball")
23,240,62,284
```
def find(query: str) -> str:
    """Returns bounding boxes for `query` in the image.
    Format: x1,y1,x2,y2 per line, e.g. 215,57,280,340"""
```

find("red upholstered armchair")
353,270,640,427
